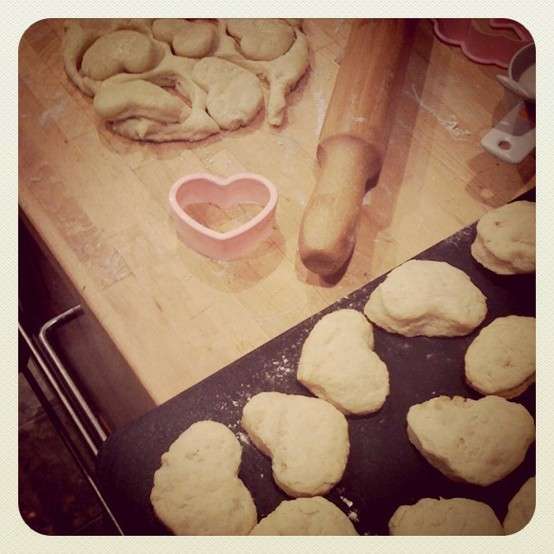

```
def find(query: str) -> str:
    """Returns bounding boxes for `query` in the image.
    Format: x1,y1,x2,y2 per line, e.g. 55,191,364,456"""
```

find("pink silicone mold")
169,173,278,260
432,19,533,68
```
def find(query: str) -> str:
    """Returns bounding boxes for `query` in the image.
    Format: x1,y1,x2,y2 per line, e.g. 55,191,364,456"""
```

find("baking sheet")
97,190,535,535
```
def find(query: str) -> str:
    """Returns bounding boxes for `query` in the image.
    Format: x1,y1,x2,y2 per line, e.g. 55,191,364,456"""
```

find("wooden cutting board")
18,19,535,415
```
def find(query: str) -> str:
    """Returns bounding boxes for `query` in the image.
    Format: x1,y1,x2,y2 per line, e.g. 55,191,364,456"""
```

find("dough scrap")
62,21,103,96
63,18,309,141
364,260,487,337
227,18,295,61
471,201,535,274
241,392,349,497
250,497,358,535
297,309,389,415
465,316,535,398
407,395,535,486
150,420,257,535
192,57,264,130
214,23,310,126
96,43,219,142
389,497,504,535
81,30,162,81
503,477,535,535
94,79,186,123
153,19,216,58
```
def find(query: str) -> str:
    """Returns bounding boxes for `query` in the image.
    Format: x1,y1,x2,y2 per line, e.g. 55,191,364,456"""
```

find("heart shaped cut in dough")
150,420,257,535
227,19,295,61
241,392,349,497
297,309,389,415
407,395,535,486
81,30,162,81
192,57,264,130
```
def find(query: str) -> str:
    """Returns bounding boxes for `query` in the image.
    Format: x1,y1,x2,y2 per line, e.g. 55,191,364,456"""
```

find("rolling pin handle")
299,135,378,276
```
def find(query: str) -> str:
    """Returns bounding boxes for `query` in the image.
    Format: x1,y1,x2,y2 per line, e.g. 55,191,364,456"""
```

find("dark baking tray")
97,190,535,535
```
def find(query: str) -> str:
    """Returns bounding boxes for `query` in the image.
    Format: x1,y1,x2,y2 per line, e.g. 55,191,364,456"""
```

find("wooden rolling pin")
298,19,414,276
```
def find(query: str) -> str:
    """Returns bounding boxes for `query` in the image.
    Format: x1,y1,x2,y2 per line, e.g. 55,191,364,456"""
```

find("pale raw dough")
227,19,295,61
241,392,349,497
95,43,219,142
152,19,216,58
250,497,358,535
213,22,310,125
94,80,186,123
388,497,504,535
465,316,535,399
407,395,535,486
81,30,162,81
471,201,535,274
297,309,389,415
192,57,264,130
150,420,257,535
503,477,535,535
364,260,487,337
63,18,310,141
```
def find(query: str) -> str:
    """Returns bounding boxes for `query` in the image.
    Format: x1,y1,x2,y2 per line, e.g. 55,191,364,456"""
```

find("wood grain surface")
19,19,535,413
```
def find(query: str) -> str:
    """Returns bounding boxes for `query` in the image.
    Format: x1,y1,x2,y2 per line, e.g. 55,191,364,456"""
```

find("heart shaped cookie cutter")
169,173,278,260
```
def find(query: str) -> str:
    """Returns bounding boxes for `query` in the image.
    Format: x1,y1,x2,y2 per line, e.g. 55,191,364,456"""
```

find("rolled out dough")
63,18,310,141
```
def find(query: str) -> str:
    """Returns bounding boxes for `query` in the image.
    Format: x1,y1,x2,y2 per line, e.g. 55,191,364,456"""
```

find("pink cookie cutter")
169,173,278,260
432,19,533,68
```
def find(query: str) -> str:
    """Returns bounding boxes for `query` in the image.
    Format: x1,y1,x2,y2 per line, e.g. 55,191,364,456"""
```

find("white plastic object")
480,102,535,164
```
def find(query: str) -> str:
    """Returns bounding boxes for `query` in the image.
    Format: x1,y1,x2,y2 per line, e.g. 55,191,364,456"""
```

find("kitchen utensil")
298,19,414,277
481,43,535,164
432,18,532,68
169,173,278,260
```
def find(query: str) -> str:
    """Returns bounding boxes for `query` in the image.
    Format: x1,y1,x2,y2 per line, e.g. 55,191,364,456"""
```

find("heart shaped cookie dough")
250,497,358,535
407,395,534,486
241,392,349,497
297,309,389,415
169,172,278,260
150,420,257,535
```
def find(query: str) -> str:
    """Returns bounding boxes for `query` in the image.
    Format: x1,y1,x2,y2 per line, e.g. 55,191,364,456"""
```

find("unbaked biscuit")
465,316,535,398
471,201,535,274
241,392,349,497
504,477,536,535
364,260,487,337
389,497,504,535
297,309,389,415
250,497,358,535
407,395,535,486
150,420,257,535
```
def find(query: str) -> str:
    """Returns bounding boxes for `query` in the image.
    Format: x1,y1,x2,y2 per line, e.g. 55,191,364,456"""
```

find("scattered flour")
405,84,471,140
236,431,251,446
39,100,66,127
339,495,353,508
